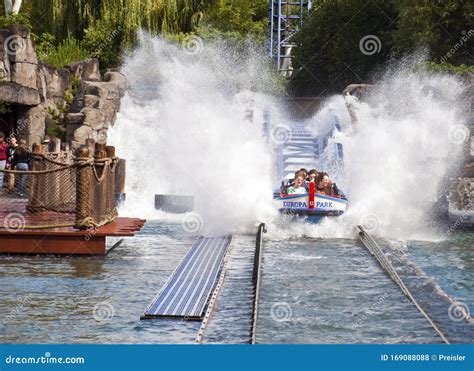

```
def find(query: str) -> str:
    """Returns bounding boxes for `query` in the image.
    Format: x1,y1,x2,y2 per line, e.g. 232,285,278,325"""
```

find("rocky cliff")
0,24,126,149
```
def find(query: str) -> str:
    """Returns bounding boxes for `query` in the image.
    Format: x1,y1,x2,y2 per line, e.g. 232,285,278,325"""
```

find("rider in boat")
316,172,340,196
307,169,318,182
287,171,308,194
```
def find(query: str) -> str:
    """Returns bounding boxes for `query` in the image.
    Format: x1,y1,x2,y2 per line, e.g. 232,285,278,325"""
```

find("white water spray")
109,34,282,235
267,60,468,241
110,39,468,240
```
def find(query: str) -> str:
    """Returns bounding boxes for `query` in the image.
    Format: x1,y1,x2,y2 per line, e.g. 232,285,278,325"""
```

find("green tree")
392,0,474,65
290,0,397,96
201,0,268,41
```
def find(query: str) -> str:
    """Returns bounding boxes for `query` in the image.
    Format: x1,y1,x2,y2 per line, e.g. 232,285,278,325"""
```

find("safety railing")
0,139,125,231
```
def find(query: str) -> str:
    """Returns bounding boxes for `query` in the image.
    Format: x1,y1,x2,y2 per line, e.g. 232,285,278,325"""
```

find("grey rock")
65,112,85,125
40,63,71,99
104,71,128,96
73,125,93,144
8,24,30,39
23,105,46,146
0,58,10,81
7,37,37,64
11,62,37,89
82,107,106,129
67,58,101,81
0,82,40,105
84,94,100,108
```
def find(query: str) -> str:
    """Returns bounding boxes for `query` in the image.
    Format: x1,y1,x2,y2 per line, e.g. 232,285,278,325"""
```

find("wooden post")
115,159,126,206
105,145,116,158
49,137,61,153
26,144,44,212
93,145,107,224
95,143,106,158
74,146,93,230
85,139,96,156
104,146,116,215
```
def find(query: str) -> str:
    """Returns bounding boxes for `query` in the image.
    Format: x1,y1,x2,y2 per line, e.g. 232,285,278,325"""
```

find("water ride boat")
274,181,347,221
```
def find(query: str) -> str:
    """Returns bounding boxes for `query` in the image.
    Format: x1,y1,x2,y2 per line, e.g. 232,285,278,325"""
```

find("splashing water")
269,62,468,241
110,39,468,240
109,34,282,235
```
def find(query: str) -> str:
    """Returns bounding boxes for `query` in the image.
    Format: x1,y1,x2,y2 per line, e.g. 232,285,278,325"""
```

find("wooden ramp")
142,235,232,320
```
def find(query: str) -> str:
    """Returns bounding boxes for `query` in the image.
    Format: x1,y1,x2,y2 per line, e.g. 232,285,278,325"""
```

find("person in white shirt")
287,171,307,194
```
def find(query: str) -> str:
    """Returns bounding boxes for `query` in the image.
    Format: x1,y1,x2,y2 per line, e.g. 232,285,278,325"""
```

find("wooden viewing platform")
0,141,145,256
0,216,146,255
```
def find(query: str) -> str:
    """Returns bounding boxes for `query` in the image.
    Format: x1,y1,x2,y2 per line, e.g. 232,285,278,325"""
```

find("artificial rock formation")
0,24,126,149
447,72,474,226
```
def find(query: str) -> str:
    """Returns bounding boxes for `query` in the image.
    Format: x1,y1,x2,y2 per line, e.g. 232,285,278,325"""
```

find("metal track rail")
250,223,267,344
357,226,450,344
195,248,230,343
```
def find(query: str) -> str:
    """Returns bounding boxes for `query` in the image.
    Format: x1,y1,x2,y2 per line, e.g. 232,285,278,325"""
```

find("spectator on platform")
7,136,18,165
11,140,30,196
6,136,18,193
0,132,8,192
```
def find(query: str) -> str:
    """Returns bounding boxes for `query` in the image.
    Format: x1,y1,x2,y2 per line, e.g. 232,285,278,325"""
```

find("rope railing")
0,139,125,231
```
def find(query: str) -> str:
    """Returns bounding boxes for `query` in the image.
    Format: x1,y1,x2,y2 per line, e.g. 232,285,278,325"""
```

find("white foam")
109,34,281,235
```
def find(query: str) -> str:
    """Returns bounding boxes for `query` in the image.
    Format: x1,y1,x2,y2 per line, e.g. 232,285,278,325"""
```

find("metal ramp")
277,121,318,179
142,235,232,320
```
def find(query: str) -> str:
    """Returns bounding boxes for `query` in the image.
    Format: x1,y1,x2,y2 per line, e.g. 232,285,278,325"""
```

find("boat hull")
274,193,347,221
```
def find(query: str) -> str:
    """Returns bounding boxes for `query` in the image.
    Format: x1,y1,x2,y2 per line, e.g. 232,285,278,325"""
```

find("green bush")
0,12,31,29
82,18,124,68
42,37,90,68
417,61,474,75
34,32,56,61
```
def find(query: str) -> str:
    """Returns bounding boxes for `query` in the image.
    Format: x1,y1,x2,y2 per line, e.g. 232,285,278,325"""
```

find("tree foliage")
291,0,397,96
393,0,473,65
3,0,268,68
291,0,473,96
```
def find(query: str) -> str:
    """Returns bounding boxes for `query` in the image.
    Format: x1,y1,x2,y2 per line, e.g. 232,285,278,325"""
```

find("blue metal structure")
269,0,312,76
